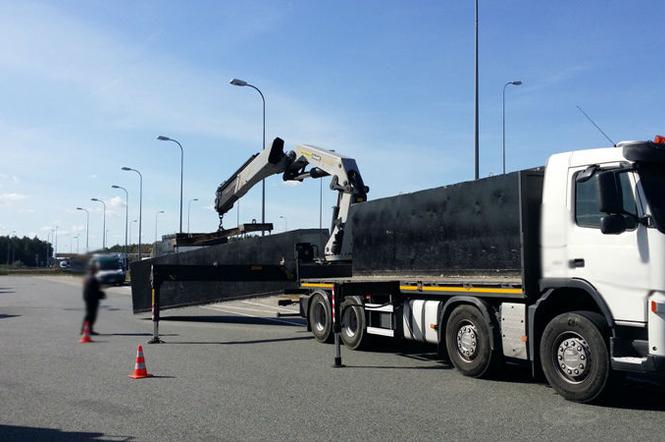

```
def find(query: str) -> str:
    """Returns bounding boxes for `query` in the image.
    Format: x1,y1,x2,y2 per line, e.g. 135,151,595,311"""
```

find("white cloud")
0,192,28,206
0,174,19,188
106,196,126,217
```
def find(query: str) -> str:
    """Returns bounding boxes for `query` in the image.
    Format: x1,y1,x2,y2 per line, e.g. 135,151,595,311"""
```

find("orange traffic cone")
80,320,93,343
128,344,152,379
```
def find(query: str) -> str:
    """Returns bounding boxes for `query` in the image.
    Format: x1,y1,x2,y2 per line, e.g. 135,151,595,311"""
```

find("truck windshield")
638,164,665,234
96,257,121,271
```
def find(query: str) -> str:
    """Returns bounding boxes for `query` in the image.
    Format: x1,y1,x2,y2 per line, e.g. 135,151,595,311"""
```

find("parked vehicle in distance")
90,254,126,285
58,259,72,270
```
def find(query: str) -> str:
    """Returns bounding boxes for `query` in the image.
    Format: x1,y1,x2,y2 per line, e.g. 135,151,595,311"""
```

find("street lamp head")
111,185,119,189
193,198,199,202
230,78,248,87
512,80,523,86
91,198,99,202
121,167,132,171
157,135,171,141
76,207,84,210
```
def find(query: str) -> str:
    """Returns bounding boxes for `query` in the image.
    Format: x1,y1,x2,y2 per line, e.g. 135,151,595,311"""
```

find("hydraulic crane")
214,137,368,261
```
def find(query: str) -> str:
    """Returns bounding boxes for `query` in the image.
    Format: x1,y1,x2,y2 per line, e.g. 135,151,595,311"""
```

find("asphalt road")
1,275,665,441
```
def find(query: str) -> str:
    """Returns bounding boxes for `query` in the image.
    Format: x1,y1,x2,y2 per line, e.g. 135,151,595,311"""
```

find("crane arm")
214,138,292,228
214,137,368,260
284,144,368,259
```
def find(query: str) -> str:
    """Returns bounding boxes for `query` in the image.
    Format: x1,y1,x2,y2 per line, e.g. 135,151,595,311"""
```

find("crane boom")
214,137,368,260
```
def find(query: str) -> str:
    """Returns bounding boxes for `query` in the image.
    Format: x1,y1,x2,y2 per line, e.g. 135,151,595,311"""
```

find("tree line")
0,236,157,268
0,236,52,267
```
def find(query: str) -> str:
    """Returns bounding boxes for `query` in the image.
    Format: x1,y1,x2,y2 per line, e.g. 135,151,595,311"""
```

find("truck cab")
537,137,665,399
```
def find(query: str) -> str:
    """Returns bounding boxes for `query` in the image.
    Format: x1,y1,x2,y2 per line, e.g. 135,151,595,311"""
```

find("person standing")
82,263,105,335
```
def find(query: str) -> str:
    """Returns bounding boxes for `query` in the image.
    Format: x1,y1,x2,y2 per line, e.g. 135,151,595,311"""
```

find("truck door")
566,166,650,323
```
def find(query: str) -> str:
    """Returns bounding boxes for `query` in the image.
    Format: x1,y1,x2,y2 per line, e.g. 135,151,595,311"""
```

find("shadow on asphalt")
0,424,133,441
348,365,450,370
594,376,665,411
64,306,123,312
164,336,313,346
154,315,306,327
0,314,20,319
367,339,665,409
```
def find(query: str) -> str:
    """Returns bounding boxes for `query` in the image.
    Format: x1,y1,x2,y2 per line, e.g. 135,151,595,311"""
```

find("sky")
0,0,664,253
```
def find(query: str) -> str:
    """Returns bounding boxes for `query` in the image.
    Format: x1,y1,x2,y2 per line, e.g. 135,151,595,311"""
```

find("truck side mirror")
600,214,627,234
597,171,622,214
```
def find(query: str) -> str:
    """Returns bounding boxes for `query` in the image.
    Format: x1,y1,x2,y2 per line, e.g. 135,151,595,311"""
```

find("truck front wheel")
539,311,610,403
308,291,332,343
445,304,497,378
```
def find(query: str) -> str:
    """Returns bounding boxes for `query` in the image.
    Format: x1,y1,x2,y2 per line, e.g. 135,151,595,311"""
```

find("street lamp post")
130,219,137,246
155,210,165,243
473,0,480,180
187,198,199,233
54,226,58,259
157,136,184,235
122,167,143,260
76,207,90,253
230,78,266,235
502,80,522,174
279,215,287,232
91,198,106,250
111,185,129,259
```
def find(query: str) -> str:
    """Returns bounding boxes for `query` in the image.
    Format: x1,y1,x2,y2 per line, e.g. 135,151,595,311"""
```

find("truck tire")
340,299,369,350
308,291,332,343
445,304,497,378
539,311,610,403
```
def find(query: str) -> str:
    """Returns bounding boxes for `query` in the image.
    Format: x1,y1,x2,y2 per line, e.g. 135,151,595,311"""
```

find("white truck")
298,136,665,403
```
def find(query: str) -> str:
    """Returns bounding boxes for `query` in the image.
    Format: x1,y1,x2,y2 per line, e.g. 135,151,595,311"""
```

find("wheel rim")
456,320,478,362
342,307,358,338
552,331,591,384
312,301,328,333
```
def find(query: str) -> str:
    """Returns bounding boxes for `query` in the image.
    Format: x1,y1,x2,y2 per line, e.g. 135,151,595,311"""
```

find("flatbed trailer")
297,170,541,365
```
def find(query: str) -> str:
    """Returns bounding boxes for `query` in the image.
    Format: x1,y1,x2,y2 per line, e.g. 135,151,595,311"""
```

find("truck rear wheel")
445,304,496,378
539,311,610,403
340,299,368,350
308,291,332,343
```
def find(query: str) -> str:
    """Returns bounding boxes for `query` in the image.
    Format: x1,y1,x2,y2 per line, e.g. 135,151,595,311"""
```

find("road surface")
1,275,664,441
